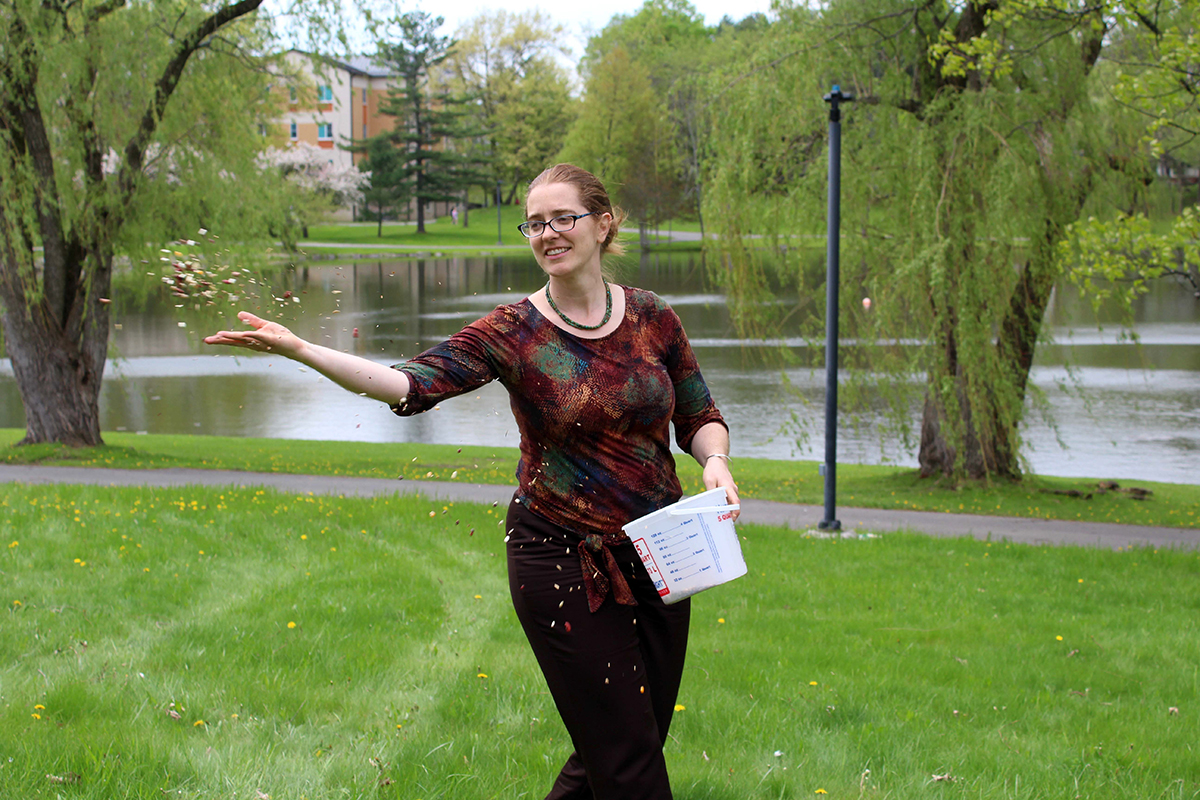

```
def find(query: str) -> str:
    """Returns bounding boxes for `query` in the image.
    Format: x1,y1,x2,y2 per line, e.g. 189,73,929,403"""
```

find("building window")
317,85,333,103
363,123,368,138
290,121,297,140
318,122,333,140
361,88,367,104
288,85,297,104
258,123,268,137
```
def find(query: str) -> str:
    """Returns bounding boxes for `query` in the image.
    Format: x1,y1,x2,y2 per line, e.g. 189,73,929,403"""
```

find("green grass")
1,482,1197,799
4,429,1198,529
300,208,685,255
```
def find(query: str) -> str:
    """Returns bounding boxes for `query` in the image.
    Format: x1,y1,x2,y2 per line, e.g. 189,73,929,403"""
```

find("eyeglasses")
517,212,595,239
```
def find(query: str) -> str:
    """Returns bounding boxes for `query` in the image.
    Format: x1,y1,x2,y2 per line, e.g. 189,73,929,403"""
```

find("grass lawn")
3,430,1198,529
1,482,1196,799
298,209,689,255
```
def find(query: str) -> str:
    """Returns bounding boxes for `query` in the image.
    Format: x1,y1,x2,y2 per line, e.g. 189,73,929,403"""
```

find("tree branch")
119,0,265,200
86,0,126,24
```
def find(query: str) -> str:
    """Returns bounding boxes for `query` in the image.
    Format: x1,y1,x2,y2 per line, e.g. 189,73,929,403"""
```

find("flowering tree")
258,143,370,246
259,142,370,207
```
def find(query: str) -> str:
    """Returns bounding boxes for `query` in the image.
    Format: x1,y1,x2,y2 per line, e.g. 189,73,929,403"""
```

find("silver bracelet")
705,453,731,462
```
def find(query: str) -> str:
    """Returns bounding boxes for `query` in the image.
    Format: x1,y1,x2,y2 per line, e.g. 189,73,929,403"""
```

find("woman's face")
524,182,611,281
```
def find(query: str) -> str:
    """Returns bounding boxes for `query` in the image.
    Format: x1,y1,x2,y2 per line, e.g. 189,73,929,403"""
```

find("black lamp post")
819,84,853,532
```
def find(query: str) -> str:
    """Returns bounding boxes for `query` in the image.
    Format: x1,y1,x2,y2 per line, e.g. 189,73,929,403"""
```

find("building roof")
333,55,395,78
286,49,395,78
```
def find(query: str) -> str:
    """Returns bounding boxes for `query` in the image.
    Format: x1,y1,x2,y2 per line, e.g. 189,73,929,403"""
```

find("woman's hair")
527,164,627,258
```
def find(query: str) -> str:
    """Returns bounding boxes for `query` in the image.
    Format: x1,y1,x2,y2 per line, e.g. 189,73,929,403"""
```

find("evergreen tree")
374,12,488,234
355,135,410,237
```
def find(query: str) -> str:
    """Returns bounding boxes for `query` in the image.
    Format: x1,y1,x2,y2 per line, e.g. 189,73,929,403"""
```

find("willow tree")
706,0,1186,481
0,0,296,446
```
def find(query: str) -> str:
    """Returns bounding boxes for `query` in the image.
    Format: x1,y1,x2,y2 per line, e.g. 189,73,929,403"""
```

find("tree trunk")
918,229,1063,482
917,314,1010,481
0,248,113,446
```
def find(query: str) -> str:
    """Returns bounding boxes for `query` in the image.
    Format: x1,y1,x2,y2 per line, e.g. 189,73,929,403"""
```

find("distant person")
204,163,739,800
451,205,459,225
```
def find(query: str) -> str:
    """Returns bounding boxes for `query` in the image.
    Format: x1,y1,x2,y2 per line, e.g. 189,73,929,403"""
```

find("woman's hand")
702,456,741,522
203,312,306,359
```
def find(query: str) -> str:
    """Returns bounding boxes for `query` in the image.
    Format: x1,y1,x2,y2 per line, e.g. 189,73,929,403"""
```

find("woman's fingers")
702,461,741,522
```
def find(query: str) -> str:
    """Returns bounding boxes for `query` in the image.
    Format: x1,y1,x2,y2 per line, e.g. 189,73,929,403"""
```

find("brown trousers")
506,498,691,800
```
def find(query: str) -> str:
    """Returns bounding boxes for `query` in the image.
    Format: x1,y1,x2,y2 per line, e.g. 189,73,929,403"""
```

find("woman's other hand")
203,312,306,359
702,456,740,523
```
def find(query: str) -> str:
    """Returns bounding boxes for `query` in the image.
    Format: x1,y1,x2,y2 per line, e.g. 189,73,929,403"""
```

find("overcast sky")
277,0,777,69
411,0,774,46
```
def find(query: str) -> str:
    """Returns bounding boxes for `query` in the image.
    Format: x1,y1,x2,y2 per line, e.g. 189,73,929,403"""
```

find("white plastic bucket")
622,488,746,605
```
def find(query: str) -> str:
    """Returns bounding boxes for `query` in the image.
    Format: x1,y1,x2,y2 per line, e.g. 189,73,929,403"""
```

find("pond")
2,252,1198,484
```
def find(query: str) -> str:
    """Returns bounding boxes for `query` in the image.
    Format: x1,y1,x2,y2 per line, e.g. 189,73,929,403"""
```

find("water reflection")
1,253,1197,484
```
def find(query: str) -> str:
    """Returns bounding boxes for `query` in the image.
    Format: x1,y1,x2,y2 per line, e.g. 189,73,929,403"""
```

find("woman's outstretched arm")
204,311,410,404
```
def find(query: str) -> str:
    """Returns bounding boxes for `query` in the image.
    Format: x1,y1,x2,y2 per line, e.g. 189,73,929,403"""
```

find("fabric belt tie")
578,533,637,613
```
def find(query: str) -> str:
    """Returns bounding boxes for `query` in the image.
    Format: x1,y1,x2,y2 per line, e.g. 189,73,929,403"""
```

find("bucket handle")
668,505,740,516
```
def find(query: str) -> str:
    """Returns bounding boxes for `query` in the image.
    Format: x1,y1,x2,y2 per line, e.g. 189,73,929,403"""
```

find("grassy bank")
297,210,687,256
3,430,1198,529
1,482,1196,799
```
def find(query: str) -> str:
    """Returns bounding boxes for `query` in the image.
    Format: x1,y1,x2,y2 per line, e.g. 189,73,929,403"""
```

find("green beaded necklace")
545,280,613,331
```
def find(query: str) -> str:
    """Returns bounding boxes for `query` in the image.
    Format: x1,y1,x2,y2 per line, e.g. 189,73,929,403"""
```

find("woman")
205,164,738,800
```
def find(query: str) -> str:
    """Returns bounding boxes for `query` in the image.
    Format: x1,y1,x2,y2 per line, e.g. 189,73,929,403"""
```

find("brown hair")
527,164,627,258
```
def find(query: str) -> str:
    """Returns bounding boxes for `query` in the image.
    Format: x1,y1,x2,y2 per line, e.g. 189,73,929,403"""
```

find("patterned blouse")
391,285,726,541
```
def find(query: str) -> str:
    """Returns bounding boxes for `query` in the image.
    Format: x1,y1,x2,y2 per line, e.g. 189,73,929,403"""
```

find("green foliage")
1063,207,1200,311
356,135,412,234
703,0,1195,481
444,11,577,194
564,0,760,232
559,44,675,240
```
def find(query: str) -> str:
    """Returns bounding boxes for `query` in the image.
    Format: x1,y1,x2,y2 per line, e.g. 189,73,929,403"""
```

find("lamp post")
496,181,503,246
819,84,853,532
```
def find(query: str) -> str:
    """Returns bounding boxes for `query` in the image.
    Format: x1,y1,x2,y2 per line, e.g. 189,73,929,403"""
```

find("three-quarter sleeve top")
390,285,726,538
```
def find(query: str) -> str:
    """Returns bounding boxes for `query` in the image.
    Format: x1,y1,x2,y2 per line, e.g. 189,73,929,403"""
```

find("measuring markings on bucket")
632,538,670,597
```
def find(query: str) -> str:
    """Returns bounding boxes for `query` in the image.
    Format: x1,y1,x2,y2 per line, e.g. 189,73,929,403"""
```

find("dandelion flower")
34,705,44,710
815,790,828,795
717,618,725,624
674,704,686,712
810,681,819,686
477,673,488,679
1056,635,1063,641
32,713,41,720
194,720,205,727
287,621,297,629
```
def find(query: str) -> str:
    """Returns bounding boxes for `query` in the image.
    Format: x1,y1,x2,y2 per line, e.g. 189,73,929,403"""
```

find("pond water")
2,252,1198,484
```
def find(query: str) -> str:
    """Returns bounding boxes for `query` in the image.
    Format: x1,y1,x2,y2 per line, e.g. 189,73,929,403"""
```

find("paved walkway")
2,465,1193,551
